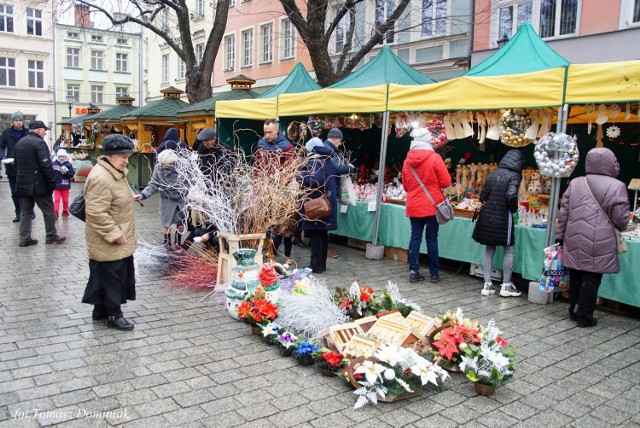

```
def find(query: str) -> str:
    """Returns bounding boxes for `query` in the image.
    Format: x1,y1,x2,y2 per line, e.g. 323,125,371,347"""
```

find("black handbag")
69,193,85,222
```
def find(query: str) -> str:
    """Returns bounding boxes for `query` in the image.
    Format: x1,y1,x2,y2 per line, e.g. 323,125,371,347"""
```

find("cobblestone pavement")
1,181,640,427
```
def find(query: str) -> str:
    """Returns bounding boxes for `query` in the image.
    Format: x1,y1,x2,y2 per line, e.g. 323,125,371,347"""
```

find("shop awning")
565,60,640,105
278,85,390,116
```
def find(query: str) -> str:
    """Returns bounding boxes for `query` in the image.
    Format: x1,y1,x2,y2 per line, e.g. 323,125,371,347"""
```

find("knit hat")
11,112,23,121
327,128,343,140
305,137,324,153
102,134,135,155
198,127,216,141
410,127,432,143
157,149,178,165
57,149,68,158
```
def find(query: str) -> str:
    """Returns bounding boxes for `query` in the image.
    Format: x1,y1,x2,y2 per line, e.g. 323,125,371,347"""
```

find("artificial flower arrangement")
316,350,348,376
333,282,376,319
292,339,320,365
275,329,299,357
351,344,449,408
260,322,281,345
459,319,516,394
236,287,279,327
430,308,481,371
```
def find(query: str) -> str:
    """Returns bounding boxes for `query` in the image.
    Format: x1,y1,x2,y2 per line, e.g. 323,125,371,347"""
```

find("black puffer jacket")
0,126,29,176
472,150,524,246
14,131,56,196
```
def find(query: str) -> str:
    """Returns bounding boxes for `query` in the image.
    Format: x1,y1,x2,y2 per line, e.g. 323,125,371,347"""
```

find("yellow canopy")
215,98,278,120
388,68,567,112
278,85,389,116
565,60,640,105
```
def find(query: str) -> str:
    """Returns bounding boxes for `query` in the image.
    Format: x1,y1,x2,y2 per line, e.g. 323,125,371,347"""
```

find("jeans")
569,269,603,325
408,216,439,276
483,245,514,284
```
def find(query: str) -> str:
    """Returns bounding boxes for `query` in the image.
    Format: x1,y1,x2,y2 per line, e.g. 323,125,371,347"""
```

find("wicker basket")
427,323,462,372
346,356,423,402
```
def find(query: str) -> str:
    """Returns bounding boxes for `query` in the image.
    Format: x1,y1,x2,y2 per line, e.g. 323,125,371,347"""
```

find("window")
91,85,103,104
635,0,640,23
161,54,169,83
282,18,295,59
497,1,576,40
224,34,235,71
178,60,186,79
161,9,169,31
422,0,448,37
115,53,128,72
115,86,128,98
116,37,128,45
67,84,80,102
260,23,273,63
28,60,44,89
91,34,103,42
66,48,80,68
67,31,79,38
196,43,204,65
26,8,42,36
241,30,252,67
0,4,13,33
91,50,104,70
0,57,15,87
335,11,350,54
195,0,205,17
375,0,395,44
230,0,236,7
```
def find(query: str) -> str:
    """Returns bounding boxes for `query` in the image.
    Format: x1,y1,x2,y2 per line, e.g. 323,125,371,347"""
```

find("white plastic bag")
339,175,357,206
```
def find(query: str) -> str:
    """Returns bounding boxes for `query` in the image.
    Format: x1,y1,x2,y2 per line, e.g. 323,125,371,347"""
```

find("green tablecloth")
333,201,640,308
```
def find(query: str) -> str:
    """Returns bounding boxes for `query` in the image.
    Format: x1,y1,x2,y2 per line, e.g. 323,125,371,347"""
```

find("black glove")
555,240,564,246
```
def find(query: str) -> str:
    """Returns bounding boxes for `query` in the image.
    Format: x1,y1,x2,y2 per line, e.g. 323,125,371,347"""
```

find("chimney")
74,5,92,28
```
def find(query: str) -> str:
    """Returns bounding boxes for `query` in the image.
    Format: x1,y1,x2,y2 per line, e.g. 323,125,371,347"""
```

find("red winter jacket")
402,149,451,218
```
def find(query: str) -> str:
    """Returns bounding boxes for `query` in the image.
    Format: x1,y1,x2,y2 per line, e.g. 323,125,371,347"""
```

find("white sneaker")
481,283,496,296
500,283,522,297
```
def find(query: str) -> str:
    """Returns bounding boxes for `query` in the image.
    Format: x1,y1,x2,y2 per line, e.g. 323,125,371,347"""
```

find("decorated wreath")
499,111,533,147
306,116,324,137
286,121,308,143
533,132,579,178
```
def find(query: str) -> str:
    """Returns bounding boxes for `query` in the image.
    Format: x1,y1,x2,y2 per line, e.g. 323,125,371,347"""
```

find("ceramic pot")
226,249,260,318
474,382,496,396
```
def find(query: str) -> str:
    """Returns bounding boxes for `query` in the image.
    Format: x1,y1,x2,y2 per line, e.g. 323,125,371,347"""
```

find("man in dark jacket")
196,127,235,185
472,149,524,297
14,120,66,247
0,112,30,221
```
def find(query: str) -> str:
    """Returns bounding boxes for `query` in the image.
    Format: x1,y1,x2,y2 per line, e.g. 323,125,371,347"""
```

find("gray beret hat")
198,127,217,141
327,128,343,140
102,134,135,155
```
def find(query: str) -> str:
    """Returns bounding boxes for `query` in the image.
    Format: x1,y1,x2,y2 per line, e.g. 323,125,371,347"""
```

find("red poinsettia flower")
322,352,345,367
496,337,508,347
434,336,458,360
236,301,252,319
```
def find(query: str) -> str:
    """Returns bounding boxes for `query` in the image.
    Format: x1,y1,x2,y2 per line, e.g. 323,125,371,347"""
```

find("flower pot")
474,382,496,396
250,325,261,336
296,356,315,366
437,358,461,373
318,367,338,377
279,345,294,357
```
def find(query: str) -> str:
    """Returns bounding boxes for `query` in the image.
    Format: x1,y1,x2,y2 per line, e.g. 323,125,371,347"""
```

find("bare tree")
280,0,412,87
70,0,230,103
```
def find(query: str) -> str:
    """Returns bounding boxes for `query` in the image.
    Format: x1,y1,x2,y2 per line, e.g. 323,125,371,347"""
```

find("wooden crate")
454,208,475,219
385,246,408,263
216,232,266,285
347,237,368,250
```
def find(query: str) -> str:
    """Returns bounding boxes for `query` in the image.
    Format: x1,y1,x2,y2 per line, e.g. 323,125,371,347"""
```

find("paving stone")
410,414,458,428
131,397,181,418
475,409,519,428
198,411,247,428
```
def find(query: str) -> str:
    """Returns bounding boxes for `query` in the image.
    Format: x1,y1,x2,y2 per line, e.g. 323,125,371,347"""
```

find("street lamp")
497,33,510,48
67,92,73,117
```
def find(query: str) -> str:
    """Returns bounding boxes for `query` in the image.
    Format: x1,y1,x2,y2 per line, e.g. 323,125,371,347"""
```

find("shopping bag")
538,244,569,293
338,175,357,206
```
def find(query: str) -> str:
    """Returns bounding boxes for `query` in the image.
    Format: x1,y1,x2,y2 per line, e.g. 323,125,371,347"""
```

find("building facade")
55,7,142,138
0,0,54,135
472,0,640,65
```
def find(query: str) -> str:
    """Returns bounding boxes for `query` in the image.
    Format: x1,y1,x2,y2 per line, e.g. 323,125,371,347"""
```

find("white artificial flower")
410,362,440,387
261,324,277,337
459,355,479,373
383,369,396,380
481,345,510,373
355,360,385,385
375,344,402,367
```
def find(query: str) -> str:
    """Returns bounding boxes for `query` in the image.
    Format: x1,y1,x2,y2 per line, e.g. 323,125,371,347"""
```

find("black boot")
163,233,171,247
174,231,181,248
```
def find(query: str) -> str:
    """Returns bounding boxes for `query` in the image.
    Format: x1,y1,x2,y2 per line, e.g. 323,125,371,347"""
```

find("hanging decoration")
286,121,308,143
306,116,324,137
534,132,579,178
424,116,448,148
395,113,410,138
606,125,621,140
499,111,533,147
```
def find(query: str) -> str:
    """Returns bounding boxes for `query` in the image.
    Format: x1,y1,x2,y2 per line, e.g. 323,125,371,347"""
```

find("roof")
59,111,100,125
121,97,189,119
177,89,260,116
257,63,320,98
464,23,569,76
89,104,138,122
330,45,435,88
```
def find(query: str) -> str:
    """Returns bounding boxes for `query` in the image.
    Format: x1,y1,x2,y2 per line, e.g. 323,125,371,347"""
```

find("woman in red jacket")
402,128,451,283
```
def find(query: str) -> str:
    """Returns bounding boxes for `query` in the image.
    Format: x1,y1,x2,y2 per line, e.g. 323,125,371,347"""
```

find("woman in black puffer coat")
472,149,524,298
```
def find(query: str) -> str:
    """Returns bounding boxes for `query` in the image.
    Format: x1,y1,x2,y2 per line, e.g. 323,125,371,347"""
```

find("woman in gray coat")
135,149,186,247
556,148,630,328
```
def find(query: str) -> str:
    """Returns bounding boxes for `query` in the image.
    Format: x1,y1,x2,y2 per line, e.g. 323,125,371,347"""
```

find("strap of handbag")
409,164,436,205
582,176,617,230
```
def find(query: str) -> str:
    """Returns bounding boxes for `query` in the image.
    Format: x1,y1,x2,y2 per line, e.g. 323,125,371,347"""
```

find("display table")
128,151,155,189
71,159,93,182
333,201,640,308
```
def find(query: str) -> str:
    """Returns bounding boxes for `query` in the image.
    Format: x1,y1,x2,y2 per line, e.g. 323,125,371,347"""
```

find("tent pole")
545,104,569,247
372,111,390,246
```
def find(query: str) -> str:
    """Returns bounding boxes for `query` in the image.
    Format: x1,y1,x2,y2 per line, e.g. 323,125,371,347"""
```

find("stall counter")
333,201,640,308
